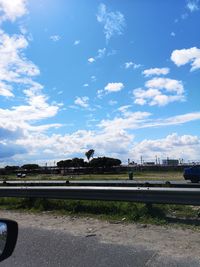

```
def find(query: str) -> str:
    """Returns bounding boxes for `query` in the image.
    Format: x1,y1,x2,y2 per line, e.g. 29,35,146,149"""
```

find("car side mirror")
0,219,18,262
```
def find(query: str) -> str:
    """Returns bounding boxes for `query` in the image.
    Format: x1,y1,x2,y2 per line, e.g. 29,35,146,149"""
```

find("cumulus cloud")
97,3,125,41
142,67,170,77
0,0,27,22
132,133,200,162
133,78,185,106
0,2,63,162
5,130,199,166
104,82,124,92
0,30,40,97
74,96,89,108
171,47,200,71
145,78,184,94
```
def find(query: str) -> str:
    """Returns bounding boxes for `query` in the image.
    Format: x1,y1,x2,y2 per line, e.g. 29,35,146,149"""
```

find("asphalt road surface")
2,226,200,267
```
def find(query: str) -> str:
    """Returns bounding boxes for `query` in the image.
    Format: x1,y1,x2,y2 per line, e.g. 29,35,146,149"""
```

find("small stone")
85,234,96,238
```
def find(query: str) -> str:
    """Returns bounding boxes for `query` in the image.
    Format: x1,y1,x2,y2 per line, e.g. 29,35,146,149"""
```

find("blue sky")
0,0,200,166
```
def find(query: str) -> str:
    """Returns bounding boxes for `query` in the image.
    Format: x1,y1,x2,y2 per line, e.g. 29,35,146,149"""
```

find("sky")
0,0,200,166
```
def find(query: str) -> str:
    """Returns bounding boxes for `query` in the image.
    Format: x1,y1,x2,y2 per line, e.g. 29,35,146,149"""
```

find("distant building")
162,159,179,166
143,162,155,166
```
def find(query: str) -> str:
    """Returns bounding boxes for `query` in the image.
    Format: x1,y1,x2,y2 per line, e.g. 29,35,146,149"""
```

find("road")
1,226,199,267
0,210,200,267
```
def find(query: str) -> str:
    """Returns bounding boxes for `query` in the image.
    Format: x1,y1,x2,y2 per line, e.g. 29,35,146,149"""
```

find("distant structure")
143,162,155,166
162,159,179,166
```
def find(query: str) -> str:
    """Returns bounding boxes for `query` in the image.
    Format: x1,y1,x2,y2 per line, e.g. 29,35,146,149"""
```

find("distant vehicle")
183,166,200,183
16,173,26,178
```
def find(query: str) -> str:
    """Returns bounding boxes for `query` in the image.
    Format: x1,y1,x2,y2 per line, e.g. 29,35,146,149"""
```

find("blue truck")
183,166,200,183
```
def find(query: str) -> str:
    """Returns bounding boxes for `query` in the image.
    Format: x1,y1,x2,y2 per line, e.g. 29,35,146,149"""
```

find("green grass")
0,171,184,181
0,197,199,228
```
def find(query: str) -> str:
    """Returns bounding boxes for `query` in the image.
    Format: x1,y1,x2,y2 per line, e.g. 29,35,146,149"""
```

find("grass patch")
0,197,199,227
0,171,184,181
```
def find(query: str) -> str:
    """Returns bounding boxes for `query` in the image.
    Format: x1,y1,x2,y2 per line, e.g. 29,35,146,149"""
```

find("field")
0,170,184,181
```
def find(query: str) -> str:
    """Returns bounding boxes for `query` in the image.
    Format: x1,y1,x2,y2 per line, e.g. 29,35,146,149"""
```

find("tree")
71,158,85,167
85,149,95,162
21,164,39,170
5,166,19,171
89,157,121,168
57,160,72,168
57,158,85,168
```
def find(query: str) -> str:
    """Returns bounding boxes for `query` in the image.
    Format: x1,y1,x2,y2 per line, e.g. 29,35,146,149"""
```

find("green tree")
21,164,39,170
57,160,72,168
89,157,121,168
85,149,95,161
71,158,85,167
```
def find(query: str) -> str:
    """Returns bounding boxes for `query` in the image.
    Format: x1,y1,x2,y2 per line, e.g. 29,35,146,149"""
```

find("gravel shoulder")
1,209,200,262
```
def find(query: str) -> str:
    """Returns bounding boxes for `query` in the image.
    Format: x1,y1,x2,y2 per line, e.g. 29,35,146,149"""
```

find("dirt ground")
1,210,200,261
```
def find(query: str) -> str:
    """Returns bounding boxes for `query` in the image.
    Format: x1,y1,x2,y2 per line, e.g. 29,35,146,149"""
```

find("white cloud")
83,83,89,87
142,68,170,77
50,35,61,42
186,0,199,12
0,0,27,22
88,48,106,63
124,61,141,69
105,82,124,93
74,40,80,45
74,96,89,108
145,78,184,94
96,48,106,58
0,30,40,98
0,6,62,161
133,78,184,106
11,128,133,164
97,89,104,99
0,81,13,97
124,62,133,69
91,75,96,82
132,133,200,162
99,111,151,132
171,32,176,37
171,47,200,71
108,100,117,105
88,57,95,63
98,111,200,133
4,129,200,165
97,3,125,41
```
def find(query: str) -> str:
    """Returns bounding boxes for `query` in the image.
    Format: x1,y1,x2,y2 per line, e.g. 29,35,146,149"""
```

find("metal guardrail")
0,180,199,188
0,186,200,205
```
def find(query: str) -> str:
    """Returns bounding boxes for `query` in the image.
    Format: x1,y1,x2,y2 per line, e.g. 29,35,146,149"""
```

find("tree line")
4,149,121,170
56,156,121,168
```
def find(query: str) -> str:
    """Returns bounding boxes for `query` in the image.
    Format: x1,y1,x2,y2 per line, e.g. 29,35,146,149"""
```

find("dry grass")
0,171,184,181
